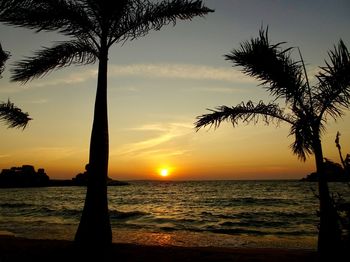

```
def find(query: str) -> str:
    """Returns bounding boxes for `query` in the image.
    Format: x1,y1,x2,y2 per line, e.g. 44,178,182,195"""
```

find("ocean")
0,180,349,249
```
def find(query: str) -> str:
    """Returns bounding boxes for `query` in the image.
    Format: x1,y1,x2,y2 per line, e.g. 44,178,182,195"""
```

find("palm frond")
0,0,97,39
315,39,350,120
11,40,97,83
84,0,129,26
0,100,31,129
225,28,306,104
88,0,132,45
289,117,314,161
0,43,10,77
110,0,214,44
195,100,293,131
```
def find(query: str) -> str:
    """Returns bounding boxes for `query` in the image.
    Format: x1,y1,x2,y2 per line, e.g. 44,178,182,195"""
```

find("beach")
0,236,319,262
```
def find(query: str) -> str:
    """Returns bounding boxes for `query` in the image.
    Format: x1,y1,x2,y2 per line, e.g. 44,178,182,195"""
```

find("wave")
202,210,313,221
110,210,148,220
203,197,299,207
1,205,82,220
206,227,266,236
204,227,312,236
0,180,324,242
0,203,34,208
219,220,287,228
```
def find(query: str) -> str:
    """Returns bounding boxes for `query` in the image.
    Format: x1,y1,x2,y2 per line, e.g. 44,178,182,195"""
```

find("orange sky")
1,0,350,180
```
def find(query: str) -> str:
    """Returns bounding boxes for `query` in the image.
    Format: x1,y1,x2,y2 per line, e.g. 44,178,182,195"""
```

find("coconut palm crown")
0,0,213,246
195,28,350,256
196,29,350,162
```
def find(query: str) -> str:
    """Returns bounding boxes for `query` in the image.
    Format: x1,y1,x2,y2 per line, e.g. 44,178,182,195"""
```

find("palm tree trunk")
313,138,341,258
74,40,112,246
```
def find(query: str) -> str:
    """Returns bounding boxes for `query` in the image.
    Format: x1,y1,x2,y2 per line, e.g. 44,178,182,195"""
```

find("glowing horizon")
1,0,349,181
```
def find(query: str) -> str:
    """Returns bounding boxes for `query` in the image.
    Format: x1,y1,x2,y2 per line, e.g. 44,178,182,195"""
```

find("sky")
0,0,350,181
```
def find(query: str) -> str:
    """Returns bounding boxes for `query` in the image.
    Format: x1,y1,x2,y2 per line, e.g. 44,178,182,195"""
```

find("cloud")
0,154,11,159
1,63,255,91
113,122,194,158
0,83,26,94
185,86,247,94
14,146,86,161
0,61,323,93
28,98,49,104
109,63,254,84
129,122,193,132
30,69,97,88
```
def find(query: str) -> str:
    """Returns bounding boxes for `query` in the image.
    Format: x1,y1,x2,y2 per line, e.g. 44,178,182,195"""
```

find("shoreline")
0,236,319,262
0,227,318,250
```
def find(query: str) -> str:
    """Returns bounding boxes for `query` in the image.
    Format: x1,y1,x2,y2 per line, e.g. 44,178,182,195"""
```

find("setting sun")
160,168,169,177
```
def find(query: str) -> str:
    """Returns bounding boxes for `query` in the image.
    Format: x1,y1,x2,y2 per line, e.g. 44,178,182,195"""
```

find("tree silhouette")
195,28,350,256
0,0,213,246
0,44,30,129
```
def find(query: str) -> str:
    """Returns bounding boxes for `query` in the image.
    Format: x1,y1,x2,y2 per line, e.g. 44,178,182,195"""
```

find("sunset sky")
1,0,350,180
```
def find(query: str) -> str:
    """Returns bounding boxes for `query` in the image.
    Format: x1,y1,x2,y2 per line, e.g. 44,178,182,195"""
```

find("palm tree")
195,28,350,256
0,44,31,128
0,0,213,246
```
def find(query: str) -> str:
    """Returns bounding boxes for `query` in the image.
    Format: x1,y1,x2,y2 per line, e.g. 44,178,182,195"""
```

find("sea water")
0,180,349,249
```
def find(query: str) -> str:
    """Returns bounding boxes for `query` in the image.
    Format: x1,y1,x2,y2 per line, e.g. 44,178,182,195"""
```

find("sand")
0,236,320,262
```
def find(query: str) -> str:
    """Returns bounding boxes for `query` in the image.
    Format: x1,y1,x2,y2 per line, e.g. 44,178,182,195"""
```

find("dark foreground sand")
0,236,320,262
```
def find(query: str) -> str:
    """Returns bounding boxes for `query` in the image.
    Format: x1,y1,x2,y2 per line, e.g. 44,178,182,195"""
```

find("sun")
160,168,169,177
157,166,174,178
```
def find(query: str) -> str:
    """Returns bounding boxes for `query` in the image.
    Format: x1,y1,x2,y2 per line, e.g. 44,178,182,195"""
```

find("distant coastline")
301,159,350,182
2,163,350,186
0,165,129,188
301,173,350,182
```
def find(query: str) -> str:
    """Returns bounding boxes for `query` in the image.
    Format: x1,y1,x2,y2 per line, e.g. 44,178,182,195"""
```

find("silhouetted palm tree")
195,28,350,256
0,44,30,128
0,0,213,246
